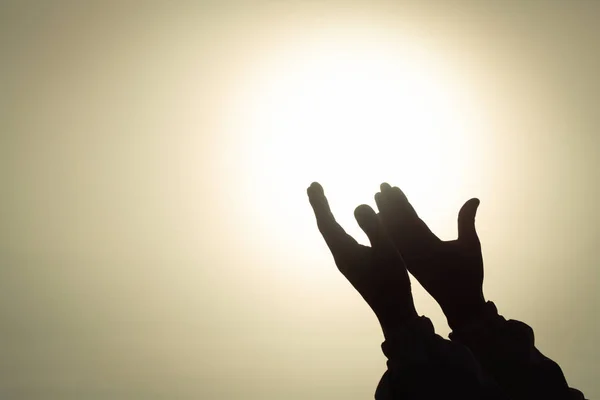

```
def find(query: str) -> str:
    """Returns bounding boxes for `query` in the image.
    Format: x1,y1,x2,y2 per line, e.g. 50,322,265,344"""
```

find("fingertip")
458,198,481,242
466,197,481,211
380,182,392,192
374,191,384,208
354,204,376,220
309,181,323,192
472,198,481,215
354,204,379,234
458,198,481,222
389,185,408,201
307,181,324,197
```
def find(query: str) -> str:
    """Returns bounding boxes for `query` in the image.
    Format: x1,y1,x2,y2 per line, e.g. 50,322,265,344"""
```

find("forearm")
376,316,503,400
449,301,586,400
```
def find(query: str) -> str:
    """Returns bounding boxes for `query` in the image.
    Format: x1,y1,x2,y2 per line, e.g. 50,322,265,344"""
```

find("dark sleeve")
375,316,507,400
449,301,586,400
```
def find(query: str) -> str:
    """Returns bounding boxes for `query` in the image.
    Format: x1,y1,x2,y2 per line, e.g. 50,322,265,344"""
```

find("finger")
307,182,358,254
380,182,393,192
377,185,436,240
377,184,417,220
354,204,383,246
354,204,399,258
390,186,438,239
389,186,419,219
457,198,481,245
374,191,387,216
374,190,398,236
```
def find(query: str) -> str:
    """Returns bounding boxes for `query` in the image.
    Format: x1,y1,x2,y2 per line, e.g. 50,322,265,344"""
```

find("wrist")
448,301,506,345
444,294,487,331
380,315,436,359
379,304,419,339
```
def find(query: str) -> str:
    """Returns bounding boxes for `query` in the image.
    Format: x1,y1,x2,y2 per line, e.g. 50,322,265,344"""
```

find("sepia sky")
1,1,599,399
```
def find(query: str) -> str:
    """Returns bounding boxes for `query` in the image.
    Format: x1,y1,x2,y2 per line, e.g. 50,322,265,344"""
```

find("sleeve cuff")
449,301,505,341
381,316,436,364
449,301,535,364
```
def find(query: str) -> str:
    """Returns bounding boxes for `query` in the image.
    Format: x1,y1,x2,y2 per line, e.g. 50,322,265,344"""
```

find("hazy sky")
1,1,599,399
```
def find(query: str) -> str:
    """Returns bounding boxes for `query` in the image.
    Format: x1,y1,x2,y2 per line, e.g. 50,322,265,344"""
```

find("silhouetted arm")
449,301,587,400
375,316,507,400
307,182,503,399
374,182,586,399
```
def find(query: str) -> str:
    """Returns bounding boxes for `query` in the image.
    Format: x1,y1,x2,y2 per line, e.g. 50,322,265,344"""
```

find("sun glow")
226,28,480,253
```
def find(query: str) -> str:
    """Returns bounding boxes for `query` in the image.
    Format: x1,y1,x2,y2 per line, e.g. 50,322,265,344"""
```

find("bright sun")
226,28,480,249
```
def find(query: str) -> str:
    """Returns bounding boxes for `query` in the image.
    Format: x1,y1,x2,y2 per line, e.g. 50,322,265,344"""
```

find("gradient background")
1,1,598,399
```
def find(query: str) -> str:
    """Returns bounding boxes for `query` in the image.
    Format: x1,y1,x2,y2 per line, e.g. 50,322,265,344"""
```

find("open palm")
375,183,485,329
307,182,417,333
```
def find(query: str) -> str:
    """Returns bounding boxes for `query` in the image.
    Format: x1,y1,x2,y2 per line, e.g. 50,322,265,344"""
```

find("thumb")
458,198,481,244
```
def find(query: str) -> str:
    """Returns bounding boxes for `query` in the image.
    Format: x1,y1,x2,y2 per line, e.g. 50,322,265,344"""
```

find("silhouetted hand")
307,182,417,335
375,183,485,330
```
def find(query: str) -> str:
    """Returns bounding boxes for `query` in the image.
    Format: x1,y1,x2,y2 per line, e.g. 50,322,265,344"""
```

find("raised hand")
307,182,417,335
374,183,485,330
